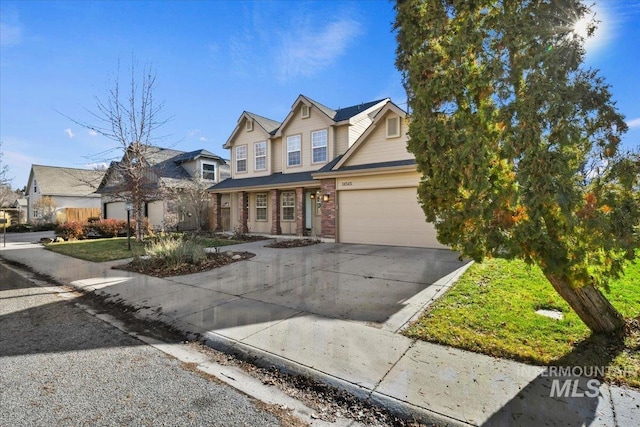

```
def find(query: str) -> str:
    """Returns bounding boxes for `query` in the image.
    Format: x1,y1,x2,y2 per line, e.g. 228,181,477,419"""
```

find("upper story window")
386,116,401,138
236,145,247,173
287,135,301,167
254,141,267,171
201,162,216,181
301,104,310,118
311,129,327,164
246,119,253,132
33,179,38,193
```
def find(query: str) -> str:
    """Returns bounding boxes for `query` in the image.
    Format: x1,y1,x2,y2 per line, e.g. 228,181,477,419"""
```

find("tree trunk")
544,273,625,333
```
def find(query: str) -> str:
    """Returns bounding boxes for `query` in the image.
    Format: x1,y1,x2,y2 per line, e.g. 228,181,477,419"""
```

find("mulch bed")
114,252,255,277
266,239,321,249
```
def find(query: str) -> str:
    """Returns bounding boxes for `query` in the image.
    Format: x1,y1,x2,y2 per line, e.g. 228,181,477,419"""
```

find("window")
287,135,301,167
236,145,247,173
246,119,253,131
282,191,295,221
33,180,38,193
255,193,267,221
254,141,267,171
386,116,400,138
202,162,216,180
301,104,310,118
311,130,327,163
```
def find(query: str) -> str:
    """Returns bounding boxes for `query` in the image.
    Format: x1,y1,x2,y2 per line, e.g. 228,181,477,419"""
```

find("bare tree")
32,196,57,223
0,141,14,208
163,176,211,232
64,59,170,240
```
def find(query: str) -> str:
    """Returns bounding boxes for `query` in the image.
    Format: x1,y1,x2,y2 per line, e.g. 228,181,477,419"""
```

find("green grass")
404,258,640,387
45,238,147,262
44,236,240,262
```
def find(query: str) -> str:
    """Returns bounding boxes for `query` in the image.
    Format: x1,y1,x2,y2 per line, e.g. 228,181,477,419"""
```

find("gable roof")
27,165,104,197
96,145,227,193
332,100,407,170
274,95,388,137
223,111,282,149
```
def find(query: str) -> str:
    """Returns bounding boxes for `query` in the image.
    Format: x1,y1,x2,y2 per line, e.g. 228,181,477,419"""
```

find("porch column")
320,179,336,239
270,189,281,235
239,191,249,234
295,187,305,237
211,193,222,231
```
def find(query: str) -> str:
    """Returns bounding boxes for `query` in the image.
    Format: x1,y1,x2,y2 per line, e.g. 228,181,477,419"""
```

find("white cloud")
627,117,640,129
88,129,98,137
0,22,22,46
276,18,362,81
199,137,208,142
84,162,108,171
64,129,74,139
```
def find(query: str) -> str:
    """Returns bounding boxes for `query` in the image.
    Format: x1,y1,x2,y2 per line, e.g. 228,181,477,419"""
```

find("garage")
338,184,446,249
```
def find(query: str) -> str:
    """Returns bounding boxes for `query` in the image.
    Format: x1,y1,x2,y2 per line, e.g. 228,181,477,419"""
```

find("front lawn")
44,236,240,262
404,258,640,388
45,238,147,262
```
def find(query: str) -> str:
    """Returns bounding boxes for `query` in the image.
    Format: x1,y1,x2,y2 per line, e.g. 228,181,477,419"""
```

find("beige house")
210,96,445,249
25,165,103,223
98,146,229,231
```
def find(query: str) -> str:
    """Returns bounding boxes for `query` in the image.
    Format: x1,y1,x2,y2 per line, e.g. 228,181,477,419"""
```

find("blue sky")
1,0,639,190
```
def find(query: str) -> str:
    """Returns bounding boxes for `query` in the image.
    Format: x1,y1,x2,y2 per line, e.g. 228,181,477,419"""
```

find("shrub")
144,234,206,268
55,221,86,240
32,222,57,232
88,219,127,237
6,224,32,233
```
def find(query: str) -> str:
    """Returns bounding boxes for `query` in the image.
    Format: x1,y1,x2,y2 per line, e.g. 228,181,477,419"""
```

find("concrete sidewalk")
1,241,638,426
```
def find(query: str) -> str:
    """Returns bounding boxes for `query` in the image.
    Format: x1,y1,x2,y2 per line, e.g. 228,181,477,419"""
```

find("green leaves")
395,0,637,287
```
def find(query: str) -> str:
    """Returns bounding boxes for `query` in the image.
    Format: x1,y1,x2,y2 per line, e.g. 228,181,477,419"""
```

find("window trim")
311,129,328,164
301,104,310,118
386,116,401,138
281,191,295,222
254,141,267,171
201,161,216,181
255,193,268,221
286,134,302,168
235,145,247,174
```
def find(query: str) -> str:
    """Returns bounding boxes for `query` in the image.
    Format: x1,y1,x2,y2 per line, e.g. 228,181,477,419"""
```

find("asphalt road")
1,230,55,244
0,262,283,427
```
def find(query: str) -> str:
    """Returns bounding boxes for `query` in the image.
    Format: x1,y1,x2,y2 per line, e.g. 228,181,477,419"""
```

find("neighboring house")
97,145,229,230
26,165,104,223
209,95,445,249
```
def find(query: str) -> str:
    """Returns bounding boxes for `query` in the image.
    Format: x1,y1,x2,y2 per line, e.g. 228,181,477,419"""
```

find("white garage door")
338,187,446,249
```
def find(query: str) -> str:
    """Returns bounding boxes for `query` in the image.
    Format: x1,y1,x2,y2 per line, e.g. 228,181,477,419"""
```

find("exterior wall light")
323,194,330,202
310,193,315,200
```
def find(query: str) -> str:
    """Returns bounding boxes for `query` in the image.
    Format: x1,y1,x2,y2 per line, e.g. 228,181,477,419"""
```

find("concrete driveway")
126,241,471,335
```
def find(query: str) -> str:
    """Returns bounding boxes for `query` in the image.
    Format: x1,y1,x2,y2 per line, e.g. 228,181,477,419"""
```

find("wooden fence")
55,208,102,224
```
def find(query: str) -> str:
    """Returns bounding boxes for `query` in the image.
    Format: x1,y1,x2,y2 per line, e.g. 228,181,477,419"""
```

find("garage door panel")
338,188,446,249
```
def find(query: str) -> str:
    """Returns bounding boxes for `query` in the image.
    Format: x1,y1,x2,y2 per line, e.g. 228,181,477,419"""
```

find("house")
209,95,445,249
26,165,104,223
97,145,230,230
